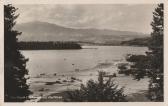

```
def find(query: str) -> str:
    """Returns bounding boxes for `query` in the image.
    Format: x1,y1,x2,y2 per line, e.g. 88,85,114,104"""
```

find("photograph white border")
0,0,168,106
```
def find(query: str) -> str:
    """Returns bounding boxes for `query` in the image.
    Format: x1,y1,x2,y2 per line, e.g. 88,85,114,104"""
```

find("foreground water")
21,46,149,102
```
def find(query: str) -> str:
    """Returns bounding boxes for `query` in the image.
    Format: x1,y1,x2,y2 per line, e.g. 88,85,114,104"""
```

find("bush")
63,71,127,102
117,63,131,76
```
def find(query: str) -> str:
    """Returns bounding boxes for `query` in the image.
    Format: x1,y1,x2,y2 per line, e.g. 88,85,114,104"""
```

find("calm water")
21,46,148,77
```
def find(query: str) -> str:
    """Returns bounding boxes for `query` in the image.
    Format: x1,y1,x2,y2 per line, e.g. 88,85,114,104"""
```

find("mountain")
14,21,149,45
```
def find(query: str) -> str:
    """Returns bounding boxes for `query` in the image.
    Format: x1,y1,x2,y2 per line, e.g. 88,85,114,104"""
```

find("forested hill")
121,37,150,46
18,41,82,50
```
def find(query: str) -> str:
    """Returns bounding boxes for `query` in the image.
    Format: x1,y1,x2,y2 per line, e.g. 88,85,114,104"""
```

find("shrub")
63,71,127,102
117,63,131,76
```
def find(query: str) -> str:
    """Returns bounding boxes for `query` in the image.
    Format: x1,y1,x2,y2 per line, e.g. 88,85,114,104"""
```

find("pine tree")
147,4,163,101
4,4,32,102
120,4,164,101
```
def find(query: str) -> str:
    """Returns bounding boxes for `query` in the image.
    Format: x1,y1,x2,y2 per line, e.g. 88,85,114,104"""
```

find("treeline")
121,37,150,46
77,38,149,46
18,41,82,50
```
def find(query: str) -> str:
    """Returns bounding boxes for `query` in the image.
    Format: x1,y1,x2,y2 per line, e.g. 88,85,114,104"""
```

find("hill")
14,21,149,45
121,37,150,46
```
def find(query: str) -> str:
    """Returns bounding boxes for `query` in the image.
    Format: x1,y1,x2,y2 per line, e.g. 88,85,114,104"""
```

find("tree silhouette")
63,72,126,102
4,4,32,102
147,4,163,101
118,4,164,101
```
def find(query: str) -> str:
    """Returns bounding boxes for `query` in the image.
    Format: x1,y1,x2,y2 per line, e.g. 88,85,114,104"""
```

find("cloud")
15,4,157,34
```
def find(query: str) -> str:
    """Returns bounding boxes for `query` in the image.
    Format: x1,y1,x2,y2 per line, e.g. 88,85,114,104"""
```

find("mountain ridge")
15,21,149,44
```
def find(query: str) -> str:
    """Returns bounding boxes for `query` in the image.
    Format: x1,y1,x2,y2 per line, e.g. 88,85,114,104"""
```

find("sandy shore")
27,62,150,102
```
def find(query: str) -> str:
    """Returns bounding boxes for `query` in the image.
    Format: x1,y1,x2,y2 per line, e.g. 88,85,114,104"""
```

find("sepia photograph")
4,3,164,102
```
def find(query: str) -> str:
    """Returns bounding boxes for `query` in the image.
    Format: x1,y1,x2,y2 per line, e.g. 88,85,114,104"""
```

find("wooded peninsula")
18,41,82,50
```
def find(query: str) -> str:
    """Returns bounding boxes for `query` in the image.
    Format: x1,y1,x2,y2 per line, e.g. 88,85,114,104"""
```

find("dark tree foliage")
117,63,130,75
121,37,150,46
147,4,164,101
118,4,163,101
18,41,82,50
125,54,150,80
63,72,126,102
4,4,32,102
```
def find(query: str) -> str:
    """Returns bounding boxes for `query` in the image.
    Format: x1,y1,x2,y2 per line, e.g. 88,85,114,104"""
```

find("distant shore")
18,39,148,50
18,41,82,50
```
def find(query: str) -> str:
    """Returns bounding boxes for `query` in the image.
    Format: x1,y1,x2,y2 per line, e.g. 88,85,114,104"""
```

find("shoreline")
28,72,150,102
24,48,150,102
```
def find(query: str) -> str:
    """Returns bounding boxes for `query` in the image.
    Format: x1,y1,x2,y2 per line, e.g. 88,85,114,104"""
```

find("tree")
119,4,164,101
147,4,163,101
63,72,126,102
4,4,32,102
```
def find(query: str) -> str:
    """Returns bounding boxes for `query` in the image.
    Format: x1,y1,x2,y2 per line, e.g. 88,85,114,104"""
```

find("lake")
22,46,148,77
21,46,150,101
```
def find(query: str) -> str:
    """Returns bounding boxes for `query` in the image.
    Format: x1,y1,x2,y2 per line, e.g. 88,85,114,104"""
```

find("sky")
15,4,157,34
